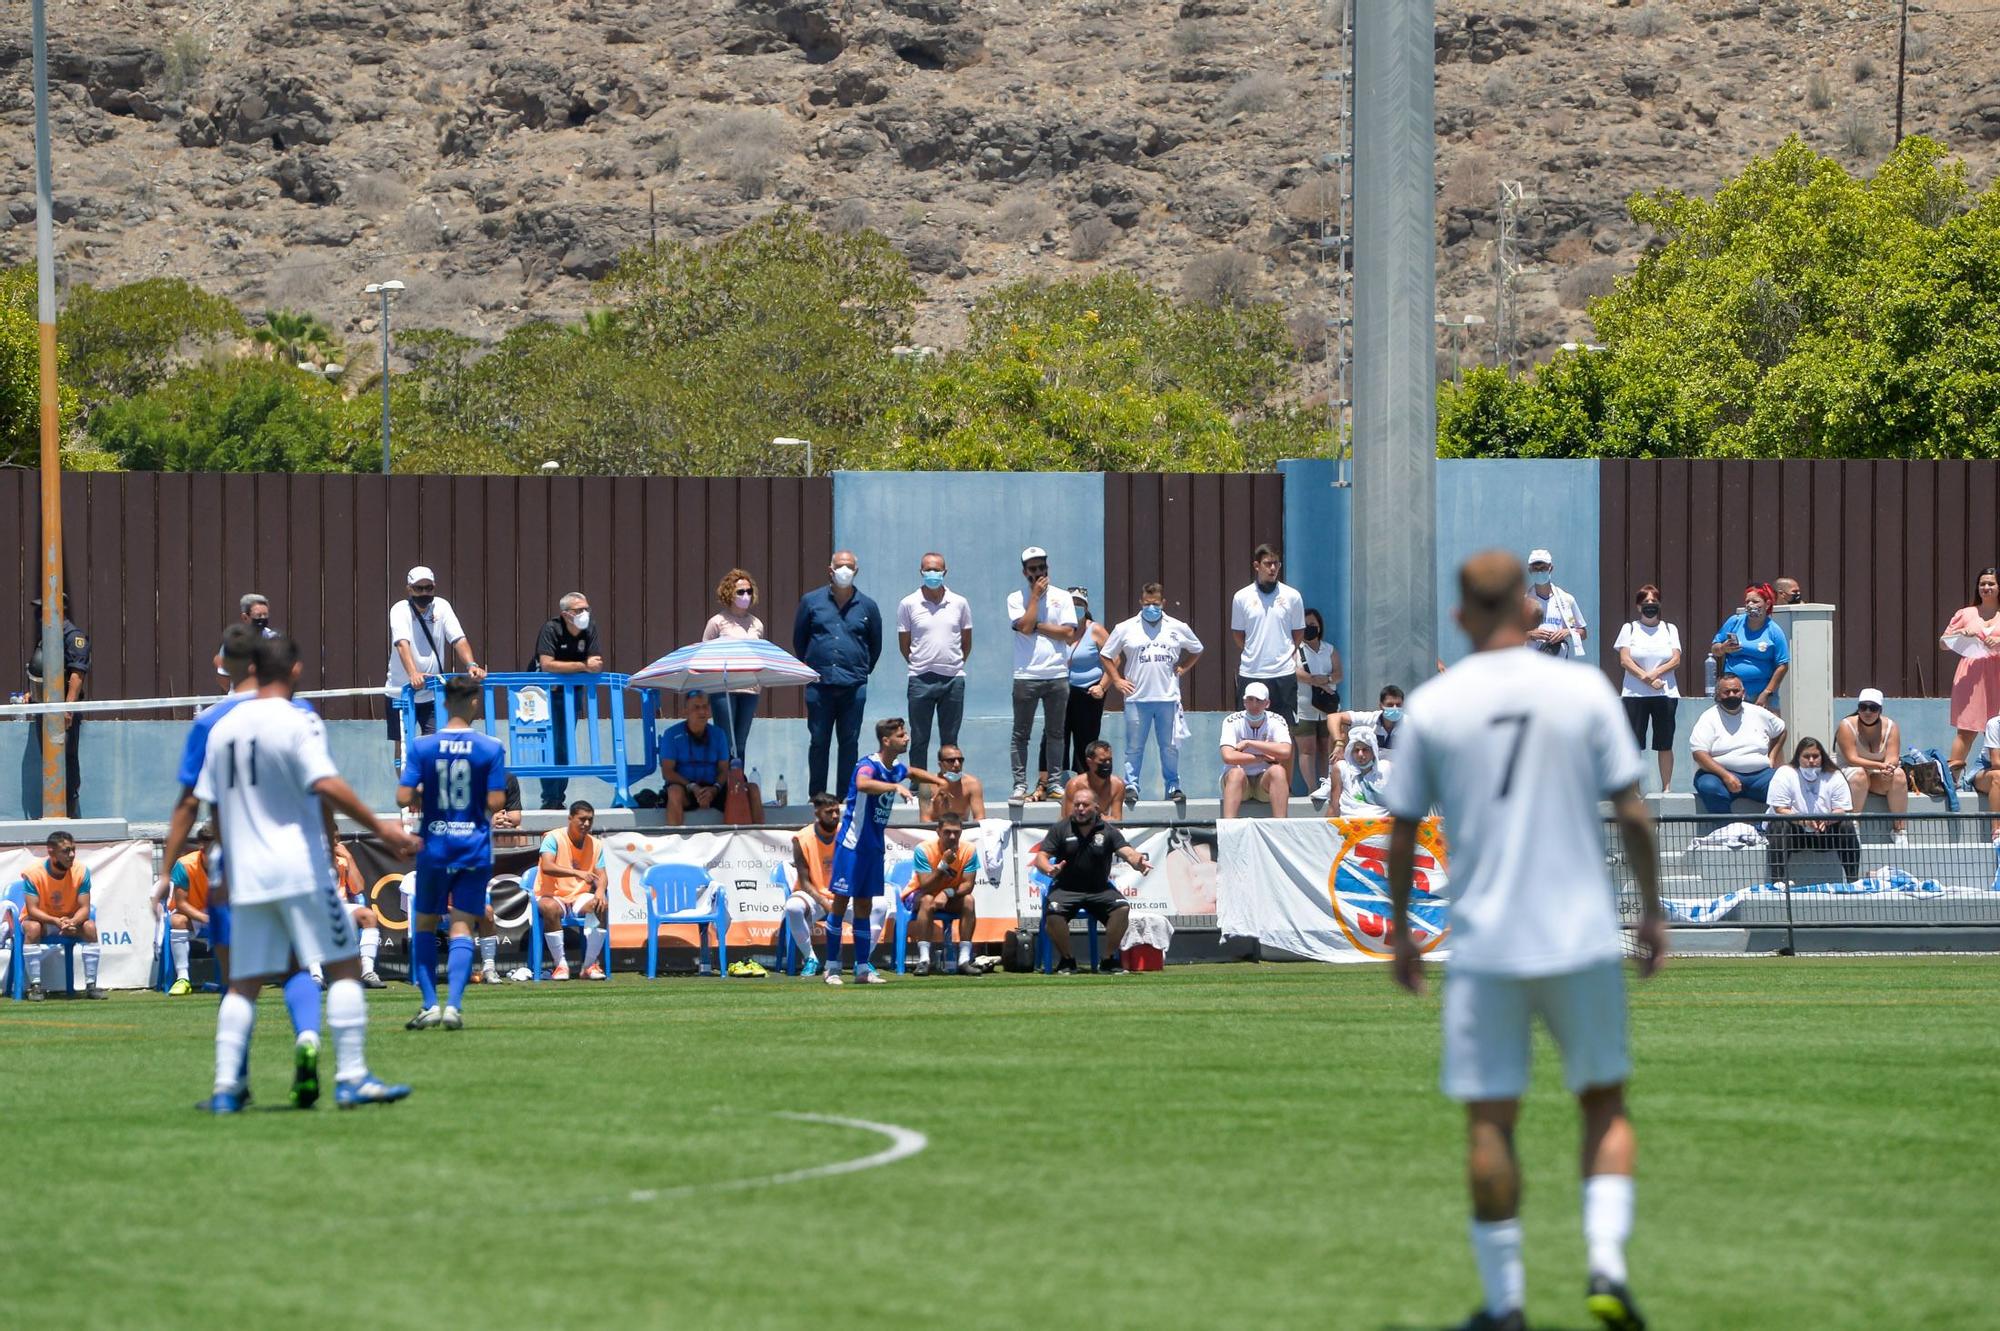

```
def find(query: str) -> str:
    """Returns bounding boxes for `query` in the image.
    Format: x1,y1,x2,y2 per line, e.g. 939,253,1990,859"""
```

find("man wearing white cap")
1835,687,1909,844
1007,546,1077,803
386,566,487,757
1526,549,1589,660
1219,680,1293,818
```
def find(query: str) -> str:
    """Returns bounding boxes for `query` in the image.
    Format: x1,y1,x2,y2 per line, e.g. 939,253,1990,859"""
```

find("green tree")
88,358,370,472
60,276,244,412
251,309,338,367
0,267,80,466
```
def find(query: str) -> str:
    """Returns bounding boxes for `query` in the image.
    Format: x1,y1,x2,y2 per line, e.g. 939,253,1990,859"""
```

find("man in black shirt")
531,592,604,809
27,592,90,815
1032,786,1151,974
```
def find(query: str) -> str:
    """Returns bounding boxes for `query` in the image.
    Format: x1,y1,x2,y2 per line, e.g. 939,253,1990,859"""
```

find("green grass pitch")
3,957,1995,1329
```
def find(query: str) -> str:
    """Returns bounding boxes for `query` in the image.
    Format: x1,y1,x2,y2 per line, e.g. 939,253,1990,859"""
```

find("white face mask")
569,610,591,631
831,566,856,589
1799,763,1822,783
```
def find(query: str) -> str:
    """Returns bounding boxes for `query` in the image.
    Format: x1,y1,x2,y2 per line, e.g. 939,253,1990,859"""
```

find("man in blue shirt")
792,550,883,805
660,691,762,825
396,677,509,1031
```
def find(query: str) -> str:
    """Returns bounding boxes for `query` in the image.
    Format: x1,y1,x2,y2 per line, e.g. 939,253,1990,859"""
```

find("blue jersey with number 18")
401,728,510,870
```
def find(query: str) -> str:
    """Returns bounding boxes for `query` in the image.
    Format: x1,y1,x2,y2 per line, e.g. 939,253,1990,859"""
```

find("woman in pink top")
704,567,766,764
1943,566,2000,780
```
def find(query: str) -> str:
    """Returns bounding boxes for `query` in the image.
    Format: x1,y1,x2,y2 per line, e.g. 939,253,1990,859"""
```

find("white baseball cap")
406,565,436,584
1244,681,1271,702
1857,687,1885,707
1020,546,1048,563
1528,548,1554,568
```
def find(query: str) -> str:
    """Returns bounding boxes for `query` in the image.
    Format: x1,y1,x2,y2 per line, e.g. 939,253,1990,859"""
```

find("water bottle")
751,766,765,803
775,773,789,807
1703,654,1717,694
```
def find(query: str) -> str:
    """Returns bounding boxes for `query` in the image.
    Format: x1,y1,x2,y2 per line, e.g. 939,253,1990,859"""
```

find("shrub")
162,28,210,95
1807,71,1833,111
1180,250,1263,308
1069,216,1117,261
1218,72,1287,117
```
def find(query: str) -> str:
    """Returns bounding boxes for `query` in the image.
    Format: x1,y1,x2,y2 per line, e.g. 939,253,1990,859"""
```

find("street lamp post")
1434,313,1486,385
364,280,404,474
772,436,814,477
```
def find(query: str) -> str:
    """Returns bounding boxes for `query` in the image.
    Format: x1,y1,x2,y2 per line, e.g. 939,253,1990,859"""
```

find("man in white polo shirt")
1007,546,1077,803
1689,670,1787,817
1230,542,1306,725
1526,547,1589,659
1219,681,1293,817
1101,581,1204,806
385,565,487,759
898,551,973,785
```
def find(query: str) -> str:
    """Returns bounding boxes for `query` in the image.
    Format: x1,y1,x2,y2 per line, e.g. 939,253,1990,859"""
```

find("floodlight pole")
32,0,67,816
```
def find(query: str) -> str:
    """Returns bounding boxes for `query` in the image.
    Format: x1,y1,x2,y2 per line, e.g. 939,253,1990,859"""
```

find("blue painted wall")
1434,459,1601,667
1279,458,1353,689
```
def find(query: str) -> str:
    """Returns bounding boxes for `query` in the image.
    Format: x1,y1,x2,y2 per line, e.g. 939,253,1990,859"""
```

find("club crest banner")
1216,817,1452,963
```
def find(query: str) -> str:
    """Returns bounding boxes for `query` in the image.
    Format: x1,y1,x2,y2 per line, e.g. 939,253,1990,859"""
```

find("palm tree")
253,309,338,367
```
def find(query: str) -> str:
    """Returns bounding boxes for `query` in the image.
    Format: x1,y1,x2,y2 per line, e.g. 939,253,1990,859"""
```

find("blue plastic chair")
643,863,728,977
523,866,611,981
889,860,961,974
155,914,216,993
1033,868,1101,973
771,864,811,976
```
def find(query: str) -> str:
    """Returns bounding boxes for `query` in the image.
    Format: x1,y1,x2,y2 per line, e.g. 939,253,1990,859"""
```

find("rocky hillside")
4,0,1998,384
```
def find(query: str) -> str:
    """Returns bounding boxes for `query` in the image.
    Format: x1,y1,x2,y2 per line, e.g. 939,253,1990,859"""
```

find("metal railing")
395,672,658,809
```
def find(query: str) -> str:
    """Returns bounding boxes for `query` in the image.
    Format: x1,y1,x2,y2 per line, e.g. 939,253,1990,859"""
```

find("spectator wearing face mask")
1064,739,1129,822
1293,607,1343,796
1323,686,1407,803
1689,671,1787,816
925,742,987,822
1100,583,1203,806
1328,725,1393,817
1220,681,1293,818
1709,583,1790,711
1773,576,1804,606
1058,587,1112,785
897,553,972,783
217,594,278,683
1613,584,1682,792
386,565,487,756
532,591,605,809
1765,736,1860,885
1525,548,1588,658
794,551,883,802
703,569,766,765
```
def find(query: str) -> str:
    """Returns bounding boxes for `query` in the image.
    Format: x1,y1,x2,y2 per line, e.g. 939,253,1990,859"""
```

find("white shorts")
229,888,358,978
788,892,828,923
342,899,370,923
1440,961,1630,1102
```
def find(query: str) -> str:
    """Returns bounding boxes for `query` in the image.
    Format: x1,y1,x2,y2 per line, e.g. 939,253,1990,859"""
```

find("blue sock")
282,970,320,1038
446,936,474,1009
411,930,440,1008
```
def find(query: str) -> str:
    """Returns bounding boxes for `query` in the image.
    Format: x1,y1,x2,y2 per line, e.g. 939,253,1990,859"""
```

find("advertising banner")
1009,824,1218,918
1,841,158,990
1216,817,1452,963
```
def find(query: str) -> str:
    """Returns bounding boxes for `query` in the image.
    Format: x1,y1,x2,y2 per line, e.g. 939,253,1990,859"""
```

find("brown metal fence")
1598,459,2000,698
1102,472,1288,713
0,472,833,719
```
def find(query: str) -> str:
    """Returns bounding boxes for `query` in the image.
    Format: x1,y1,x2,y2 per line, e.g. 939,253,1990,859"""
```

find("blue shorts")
830,846,884,899
412,866,490,918
209,902,231,947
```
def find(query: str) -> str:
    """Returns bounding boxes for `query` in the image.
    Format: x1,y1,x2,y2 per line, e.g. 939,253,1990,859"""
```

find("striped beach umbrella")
627,638,820,693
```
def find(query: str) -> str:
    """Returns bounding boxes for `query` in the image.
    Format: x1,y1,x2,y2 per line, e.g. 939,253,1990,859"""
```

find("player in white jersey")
193,635,420,1114
1383,552,1666,1331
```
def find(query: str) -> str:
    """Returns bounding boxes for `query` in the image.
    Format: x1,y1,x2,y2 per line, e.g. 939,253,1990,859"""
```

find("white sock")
1469,1218,1525,1317
958,940,973,967
82,943,99,986
326,978,369,1085
214,991,255,1094
546,929,567,968
170,929,190,978
359,927,380,973
917,940,931,963
310,962,324,981
1583,1174,1634,1283
480,935,498,969
784,897,814,957
581,918,605,970
25,946,41,985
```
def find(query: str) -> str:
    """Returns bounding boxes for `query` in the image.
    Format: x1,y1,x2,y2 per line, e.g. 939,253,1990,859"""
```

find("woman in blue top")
1062,587,1111,780
1709,582,1790,709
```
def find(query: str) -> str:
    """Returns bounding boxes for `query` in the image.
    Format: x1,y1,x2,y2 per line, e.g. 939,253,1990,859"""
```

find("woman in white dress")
1293,607,1342,796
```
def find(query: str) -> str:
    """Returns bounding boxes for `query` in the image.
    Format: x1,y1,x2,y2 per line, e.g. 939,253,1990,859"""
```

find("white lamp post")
364,280,405,474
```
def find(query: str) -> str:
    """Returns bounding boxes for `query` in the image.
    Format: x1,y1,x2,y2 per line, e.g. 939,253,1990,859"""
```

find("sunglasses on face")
1858,703,1882,712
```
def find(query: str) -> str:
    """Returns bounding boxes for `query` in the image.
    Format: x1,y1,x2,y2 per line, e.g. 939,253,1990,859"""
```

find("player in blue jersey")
395,677,509,1031
821,716,936,986
160,624,332,1110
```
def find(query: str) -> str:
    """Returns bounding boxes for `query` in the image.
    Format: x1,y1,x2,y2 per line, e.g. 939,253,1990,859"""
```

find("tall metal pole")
378,287,392,474
1893,0,1909,147
1349,0,1438,698
31,0,67,817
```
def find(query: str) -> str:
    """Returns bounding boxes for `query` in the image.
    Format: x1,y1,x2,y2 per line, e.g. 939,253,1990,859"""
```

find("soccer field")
3,957,1994,1330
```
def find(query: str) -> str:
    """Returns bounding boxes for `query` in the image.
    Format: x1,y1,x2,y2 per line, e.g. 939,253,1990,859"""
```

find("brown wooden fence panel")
1599,459,2000,697
1102,471,1287,713
0,473,835,719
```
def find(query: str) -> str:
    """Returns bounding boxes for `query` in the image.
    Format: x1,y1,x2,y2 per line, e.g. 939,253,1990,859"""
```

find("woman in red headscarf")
1709,583,1790,710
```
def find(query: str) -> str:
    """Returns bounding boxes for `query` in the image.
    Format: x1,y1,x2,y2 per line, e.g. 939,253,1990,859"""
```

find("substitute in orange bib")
782,793,842,977
535,801,608,980
21,831,104,999
312,842,384,991
904,811,980,976
166,824,219,996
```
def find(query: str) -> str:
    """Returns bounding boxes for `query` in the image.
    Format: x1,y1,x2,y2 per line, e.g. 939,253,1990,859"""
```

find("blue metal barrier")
395,673,658,808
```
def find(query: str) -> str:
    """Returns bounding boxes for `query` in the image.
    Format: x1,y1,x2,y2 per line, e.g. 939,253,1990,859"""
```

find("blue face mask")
1141,604,1164,623
944,769,962,783
1382,706,1403,724
922,570,946,590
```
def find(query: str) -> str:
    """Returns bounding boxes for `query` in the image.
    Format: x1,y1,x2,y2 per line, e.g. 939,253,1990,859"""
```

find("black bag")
1301,647,1339,714
1001,929,1035,973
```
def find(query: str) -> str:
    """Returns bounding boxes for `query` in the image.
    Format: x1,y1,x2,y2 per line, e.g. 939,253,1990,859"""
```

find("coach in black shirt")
532,592,604,809
1032,785,1151,974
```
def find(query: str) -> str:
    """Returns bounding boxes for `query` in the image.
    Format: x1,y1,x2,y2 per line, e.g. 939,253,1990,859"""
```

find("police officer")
27,592,90,815
530,591,604,809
